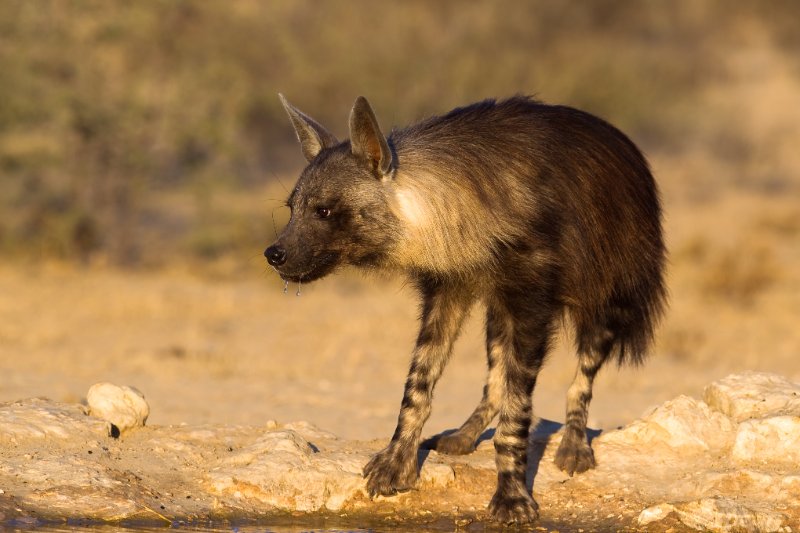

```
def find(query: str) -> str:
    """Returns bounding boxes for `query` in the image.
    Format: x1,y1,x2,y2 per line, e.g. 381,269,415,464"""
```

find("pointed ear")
279,94,338,162
349,96,393,176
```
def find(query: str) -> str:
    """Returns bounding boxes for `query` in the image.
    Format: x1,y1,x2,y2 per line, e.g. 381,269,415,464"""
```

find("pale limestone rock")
0,398,144,521
637,503,675,525
205,429,455,513
672,497,786,532
704,372,800,422
732,415,800,466
598,395,734,452
419,460,456,488
701,469,786,500
0,398,106,442
86,382,149,435
3,373,800,526
21,488,141,521
0,456,119,490
780,475,800,495
205,429,365,512
283,420,337,440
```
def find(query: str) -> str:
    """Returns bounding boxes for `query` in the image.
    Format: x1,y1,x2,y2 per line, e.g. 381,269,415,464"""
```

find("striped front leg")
363,280,473,497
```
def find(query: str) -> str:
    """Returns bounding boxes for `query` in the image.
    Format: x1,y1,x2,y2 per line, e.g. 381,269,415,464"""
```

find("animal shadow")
419,419,602,491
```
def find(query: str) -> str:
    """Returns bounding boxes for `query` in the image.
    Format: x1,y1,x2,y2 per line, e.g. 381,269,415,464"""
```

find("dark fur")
266,95,666,524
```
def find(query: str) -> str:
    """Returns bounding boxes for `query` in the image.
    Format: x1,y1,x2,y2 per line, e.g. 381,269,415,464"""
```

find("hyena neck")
382,161,505,279
379,124,537,279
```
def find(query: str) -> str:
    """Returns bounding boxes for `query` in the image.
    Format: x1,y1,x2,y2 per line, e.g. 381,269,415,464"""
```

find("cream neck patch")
393,187,430,228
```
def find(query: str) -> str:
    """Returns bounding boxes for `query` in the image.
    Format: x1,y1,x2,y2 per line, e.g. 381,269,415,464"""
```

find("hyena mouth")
275,253,340,283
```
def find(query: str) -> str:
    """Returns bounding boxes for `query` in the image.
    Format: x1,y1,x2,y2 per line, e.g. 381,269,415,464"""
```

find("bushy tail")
572,255,667,367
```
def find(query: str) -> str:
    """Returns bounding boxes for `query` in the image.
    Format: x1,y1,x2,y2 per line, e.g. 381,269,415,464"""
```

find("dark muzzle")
264,244,287,267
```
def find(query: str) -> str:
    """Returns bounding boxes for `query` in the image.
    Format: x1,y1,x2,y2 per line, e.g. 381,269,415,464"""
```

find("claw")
554,436,596,476
363,445,418,497
488,492,539,524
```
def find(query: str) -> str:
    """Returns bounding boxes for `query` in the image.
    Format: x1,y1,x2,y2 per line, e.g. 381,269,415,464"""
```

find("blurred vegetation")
1,0,799,267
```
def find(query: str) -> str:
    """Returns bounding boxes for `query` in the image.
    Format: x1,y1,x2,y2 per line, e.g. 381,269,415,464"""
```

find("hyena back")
266,95,666,524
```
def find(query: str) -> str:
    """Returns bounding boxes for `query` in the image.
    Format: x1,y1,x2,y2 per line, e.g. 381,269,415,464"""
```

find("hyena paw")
488,490,539,524
363,446,418,497
434,432,475,455
554,435,595,476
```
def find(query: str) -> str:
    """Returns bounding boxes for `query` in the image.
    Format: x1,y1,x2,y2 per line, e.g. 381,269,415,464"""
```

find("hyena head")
265,95,400,283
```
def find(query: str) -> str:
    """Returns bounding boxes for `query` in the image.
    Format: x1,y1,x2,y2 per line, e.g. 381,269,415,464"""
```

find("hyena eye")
315,207,331,219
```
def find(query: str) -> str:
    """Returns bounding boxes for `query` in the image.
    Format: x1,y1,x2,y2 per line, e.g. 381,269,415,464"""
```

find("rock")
704,372,800,422
598,395,734,452
283,420,337,441
637,503,675,525
20,487,141,522
86,382,149,436
0,398,145,522
0,398,106,442
732,415,800,466
205,430,456,513
205,429,365,512
672,497,785,533
2,372,800,528
419,460,455,488
702,469,789,500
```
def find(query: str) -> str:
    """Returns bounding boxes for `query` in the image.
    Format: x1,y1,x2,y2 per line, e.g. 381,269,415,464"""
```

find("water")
0,518,578,533
0,515,497,533
1,524,380,533
0,509,577,533
0,524,463,533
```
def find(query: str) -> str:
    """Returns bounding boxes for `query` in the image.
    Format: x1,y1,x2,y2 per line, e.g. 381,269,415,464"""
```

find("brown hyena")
265,95,666,524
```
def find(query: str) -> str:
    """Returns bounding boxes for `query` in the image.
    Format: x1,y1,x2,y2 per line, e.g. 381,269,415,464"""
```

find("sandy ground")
1,188,798,442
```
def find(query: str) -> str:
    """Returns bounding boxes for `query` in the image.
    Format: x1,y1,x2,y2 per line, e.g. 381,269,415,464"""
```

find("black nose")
264,245,287,267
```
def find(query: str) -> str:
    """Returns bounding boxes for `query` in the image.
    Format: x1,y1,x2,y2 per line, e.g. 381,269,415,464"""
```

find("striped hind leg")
434,307,505,455
487,290,557,524
554,325,613,475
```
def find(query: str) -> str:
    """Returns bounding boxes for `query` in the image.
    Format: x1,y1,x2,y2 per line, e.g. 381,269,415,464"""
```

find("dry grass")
700,245,780,306
2,1,800,265
675,236,781,307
